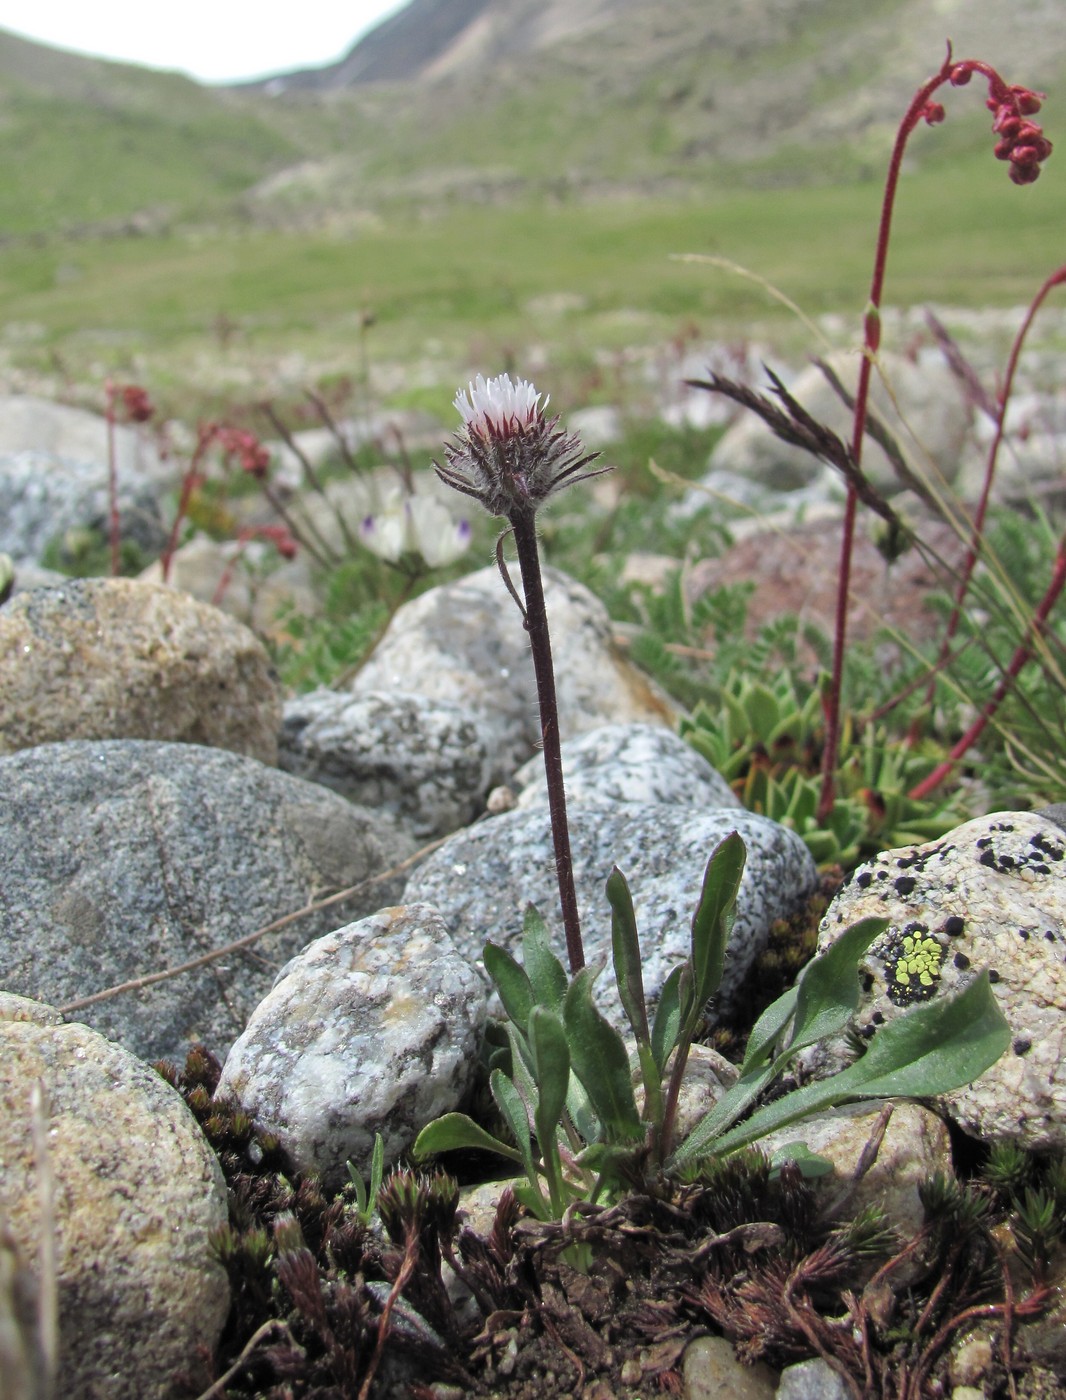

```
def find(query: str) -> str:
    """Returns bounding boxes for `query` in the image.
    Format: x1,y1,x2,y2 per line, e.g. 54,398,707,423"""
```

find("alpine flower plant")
435,373,609,973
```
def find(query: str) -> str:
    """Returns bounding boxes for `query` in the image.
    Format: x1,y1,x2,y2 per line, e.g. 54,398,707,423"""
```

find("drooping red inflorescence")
950,64,1053,184
216,426,271,478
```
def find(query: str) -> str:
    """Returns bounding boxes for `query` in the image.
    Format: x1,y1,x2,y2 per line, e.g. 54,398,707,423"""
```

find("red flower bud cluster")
239,523,298,559
216,426,271,478
989,86,1052,184
950,64,1052,184
108,382,155,424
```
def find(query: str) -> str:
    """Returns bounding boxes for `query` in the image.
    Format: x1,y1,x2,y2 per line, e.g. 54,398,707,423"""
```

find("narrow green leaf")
565,1072,600,1145
490,1068,533,1158
668,1062,777,1168
489,1066,543,1199
711,973,1010,1157
827,971,1010,1099
368,1131,385,1202
529,1006,571,1146
651,965,684,1075
787,916,889,1056
606,866,650,1046
413,1112,524,1165
483,941,535,1029
744,682,781,738
689,833,746,1013
563,968,642,1142
522,905,570,1012
740,984,799,1074
504,1022,539,1105
768,1143,835,1179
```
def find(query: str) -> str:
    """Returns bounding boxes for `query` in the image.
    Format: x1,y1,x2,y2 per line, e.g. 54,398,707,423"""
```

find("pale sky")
0,0,412,83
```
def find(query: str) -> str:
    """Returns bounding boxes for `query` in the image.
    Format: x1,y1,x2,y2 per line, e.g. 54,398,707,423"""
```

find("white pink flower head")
437,371,607,520
453,373,547,436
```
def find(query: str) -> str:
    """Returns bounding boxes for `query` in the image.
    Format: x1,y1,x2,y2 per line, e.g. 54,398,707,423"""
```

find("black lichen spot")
876,870,889,881
861,1024,877,1040
943,916,966,937
1033,864,1051,876
976,837,993,849
1045,929,1057,941
979,849,997,868
871,1011,885,1025
953,952,971,970
998,854,1015,870
988,969,1001,983
1018,928,1031,941
861,972,876,993
894,876,917,897
856,871,873,889
1013,1038,1032,1056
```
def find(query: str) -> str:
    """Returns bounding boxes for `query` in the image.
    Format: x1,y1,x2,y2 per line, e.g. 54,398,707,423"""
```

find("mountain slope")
242,0,1066,210
0,29,302,235
4,0,1066,238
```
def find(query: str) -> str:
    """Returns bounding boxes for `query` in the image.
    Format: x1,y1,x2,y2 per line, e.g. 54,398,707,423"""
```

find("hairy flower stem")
510,510,585,973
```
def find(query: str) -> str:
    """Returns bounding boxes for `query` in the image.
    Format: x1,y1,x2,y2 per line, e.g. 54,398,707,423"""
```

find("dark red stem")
818,49,1025,822
910,541,1066,800
931,265,1066,698
510,510,585,973
105,388,120,576
161,429,213,583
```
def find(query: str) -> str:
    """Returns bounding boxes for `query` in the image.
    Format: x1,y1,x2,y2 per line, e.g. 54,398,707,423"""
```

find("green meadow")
2,143,1064,416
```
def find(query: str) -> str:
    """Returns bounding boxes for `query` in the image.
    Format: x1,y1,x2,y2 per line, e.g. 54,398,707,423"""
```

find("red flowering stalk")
910,540,1066,801
103,381,155,576
817,44,1052,823
211,524,299,608
216,425,334,569
436,373,609,974
930,265,1066,699
160,420,219,583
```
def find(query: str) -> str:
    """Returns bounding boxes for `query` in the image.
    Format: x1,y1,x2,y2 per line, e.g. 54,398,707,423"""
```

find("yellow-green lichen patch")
884,921,944,1005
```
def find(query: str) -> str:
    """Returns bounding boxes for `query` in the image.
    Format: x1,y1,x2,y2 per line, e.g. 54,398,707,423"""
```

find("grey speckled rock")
776,1357,852,1400
0,447,167,567
0,1009,229,1400
758,1102,951,1239
350,564,677,784
0,578,283,764
218,904,488,1188
280,689,493,838
513,722,741,811
682,1335,777,1400
404,806,817,1029
810,811,1066,1149
0,740,412,1062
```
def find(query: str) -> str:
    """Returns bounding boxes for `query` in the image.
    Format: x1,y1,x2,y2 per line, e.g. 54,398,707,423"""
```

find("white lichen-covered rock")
0,1001,229,1400
512,722,741,812
809,811,1066,1149
217,904,488,1188
404,805,817,1030
758,1102,951,1239
280,689,493,838
350,564,677,784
